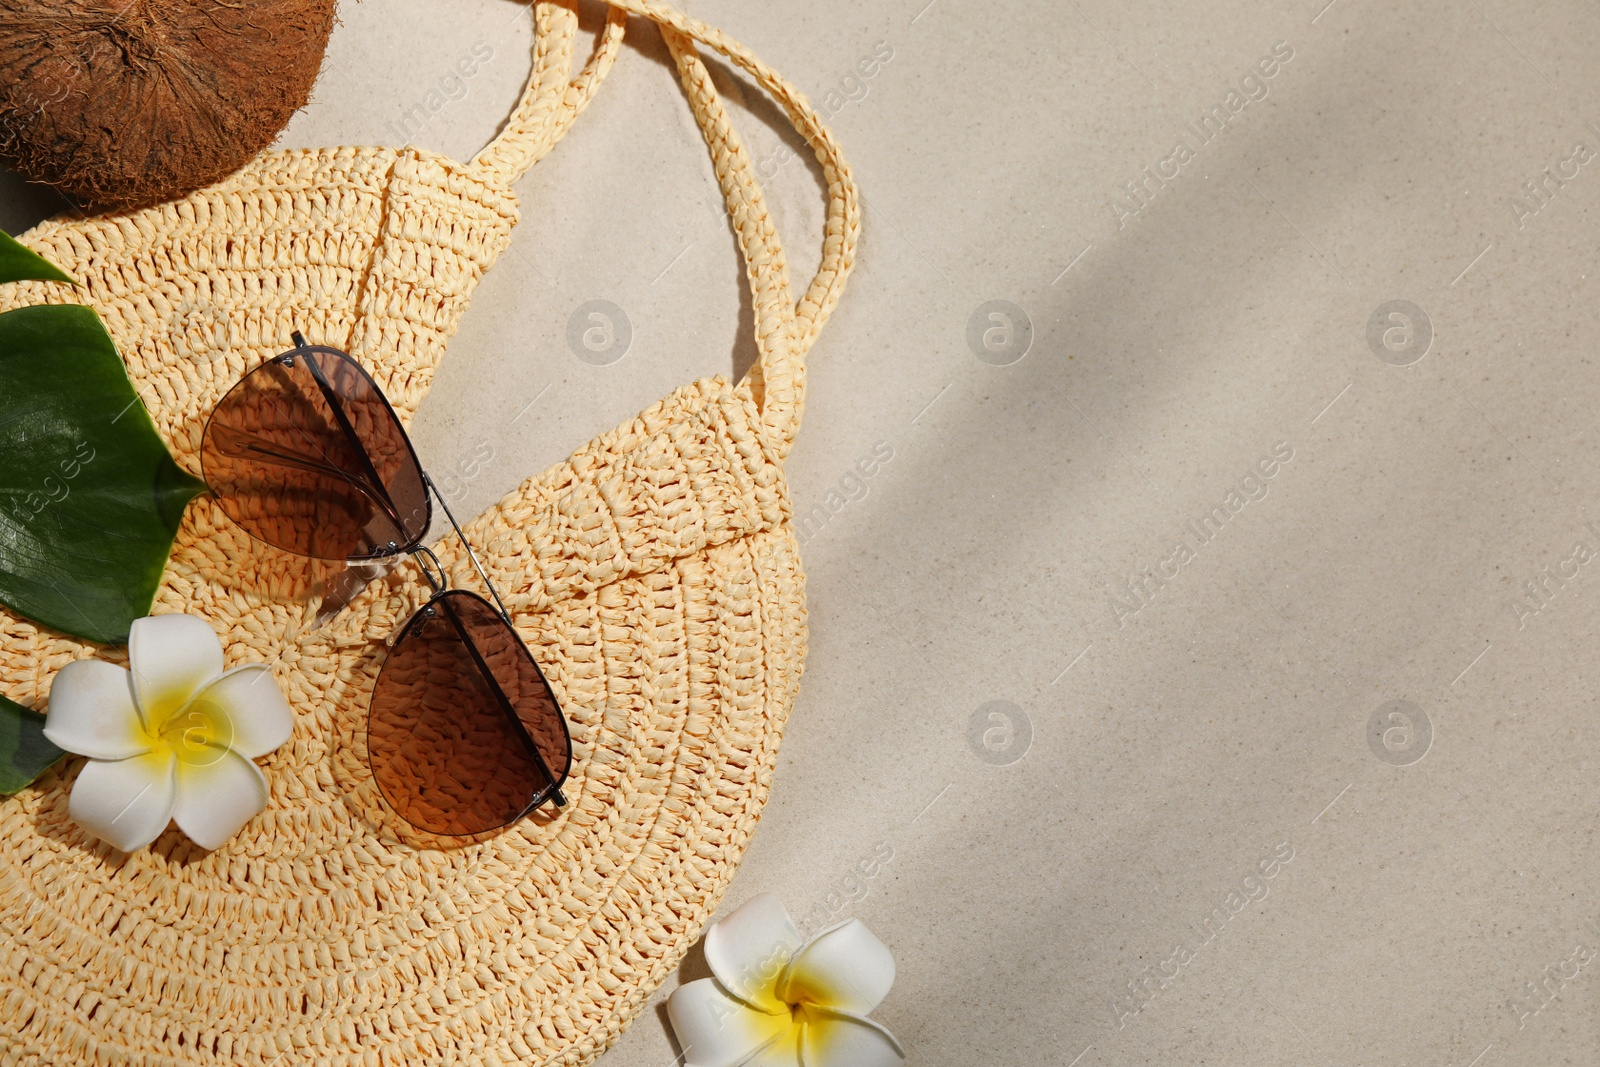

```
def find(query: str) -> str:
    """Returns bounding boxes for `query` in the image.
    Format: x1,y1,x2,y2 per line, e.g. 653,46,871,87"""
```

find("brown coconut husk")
0,0,336,212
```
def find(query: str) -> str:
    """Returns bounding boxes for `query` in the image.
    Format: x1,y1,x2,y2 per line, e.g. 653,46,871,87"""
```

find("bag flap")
459,374,792,617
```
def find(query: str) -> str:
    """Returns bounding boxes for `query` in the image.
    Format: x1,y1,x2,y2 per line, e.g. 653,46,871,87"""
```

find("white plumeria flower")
43,614,293,852
667,894,905,1067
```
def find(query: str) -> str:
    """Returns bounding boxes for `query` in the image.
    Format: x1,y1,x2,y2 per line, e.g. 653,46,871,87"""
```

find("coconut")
0,0,335,212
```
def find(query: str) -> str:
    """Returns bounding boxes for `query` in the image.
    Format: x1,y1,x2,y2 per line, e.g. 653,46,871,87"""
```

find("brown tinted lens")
369,591,571,836
201,346,429,560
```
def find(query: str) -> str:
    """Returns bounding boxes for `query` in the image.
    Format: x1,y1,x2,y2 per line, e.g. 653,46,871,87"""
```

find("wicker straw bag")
0,1,857,1063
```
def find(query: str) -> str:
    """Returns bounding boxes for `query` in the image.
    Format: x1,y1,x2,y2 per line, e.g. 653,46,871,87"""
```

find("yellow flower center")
778,969,836,1013
140,684,234,766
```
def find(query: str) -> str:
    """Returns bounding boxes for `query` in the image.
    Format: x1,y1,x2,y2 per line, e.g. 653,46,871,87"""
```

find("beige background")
8,0,1600,1063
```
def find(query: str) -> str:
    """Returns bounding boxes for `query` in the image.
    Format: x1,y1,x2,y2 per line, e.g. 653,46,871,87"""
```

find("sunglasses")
200,332,571,836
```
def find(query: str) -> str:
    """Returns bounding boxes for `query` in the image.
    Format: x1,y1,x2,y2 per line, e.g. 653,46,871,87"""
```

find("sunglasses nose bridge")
411,545,447,595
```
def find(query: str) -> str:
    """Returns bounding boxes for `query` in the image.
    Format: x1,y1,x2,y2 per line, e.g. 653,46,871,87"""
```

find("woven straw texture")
0,2,858,1064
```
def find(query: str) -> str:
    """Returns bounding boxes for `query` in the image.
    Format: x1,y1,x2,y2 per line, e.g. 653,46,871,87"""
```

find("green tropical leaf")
0,304,205,644
0,695,64,795
0,229,75,287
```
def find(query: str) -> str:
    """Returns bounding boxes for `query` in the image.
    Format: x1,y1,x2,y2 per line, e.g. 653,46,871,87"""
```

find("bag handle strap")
472,1,859,459
468,1,629,184
639,0,859,458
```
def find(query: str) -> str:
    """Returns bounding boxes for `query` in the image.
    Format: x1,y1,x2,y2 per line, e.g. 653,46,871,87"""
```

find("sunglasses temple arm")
435,592,568,809
424,472,517,627
216,428,422,547
215,429,403,517
422,476,567,813
292,335,409,535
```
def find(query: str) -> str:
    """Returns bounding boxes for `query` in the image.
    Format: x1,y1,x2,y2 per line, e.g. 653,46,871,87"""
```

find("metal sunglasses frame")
206,330,568,815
